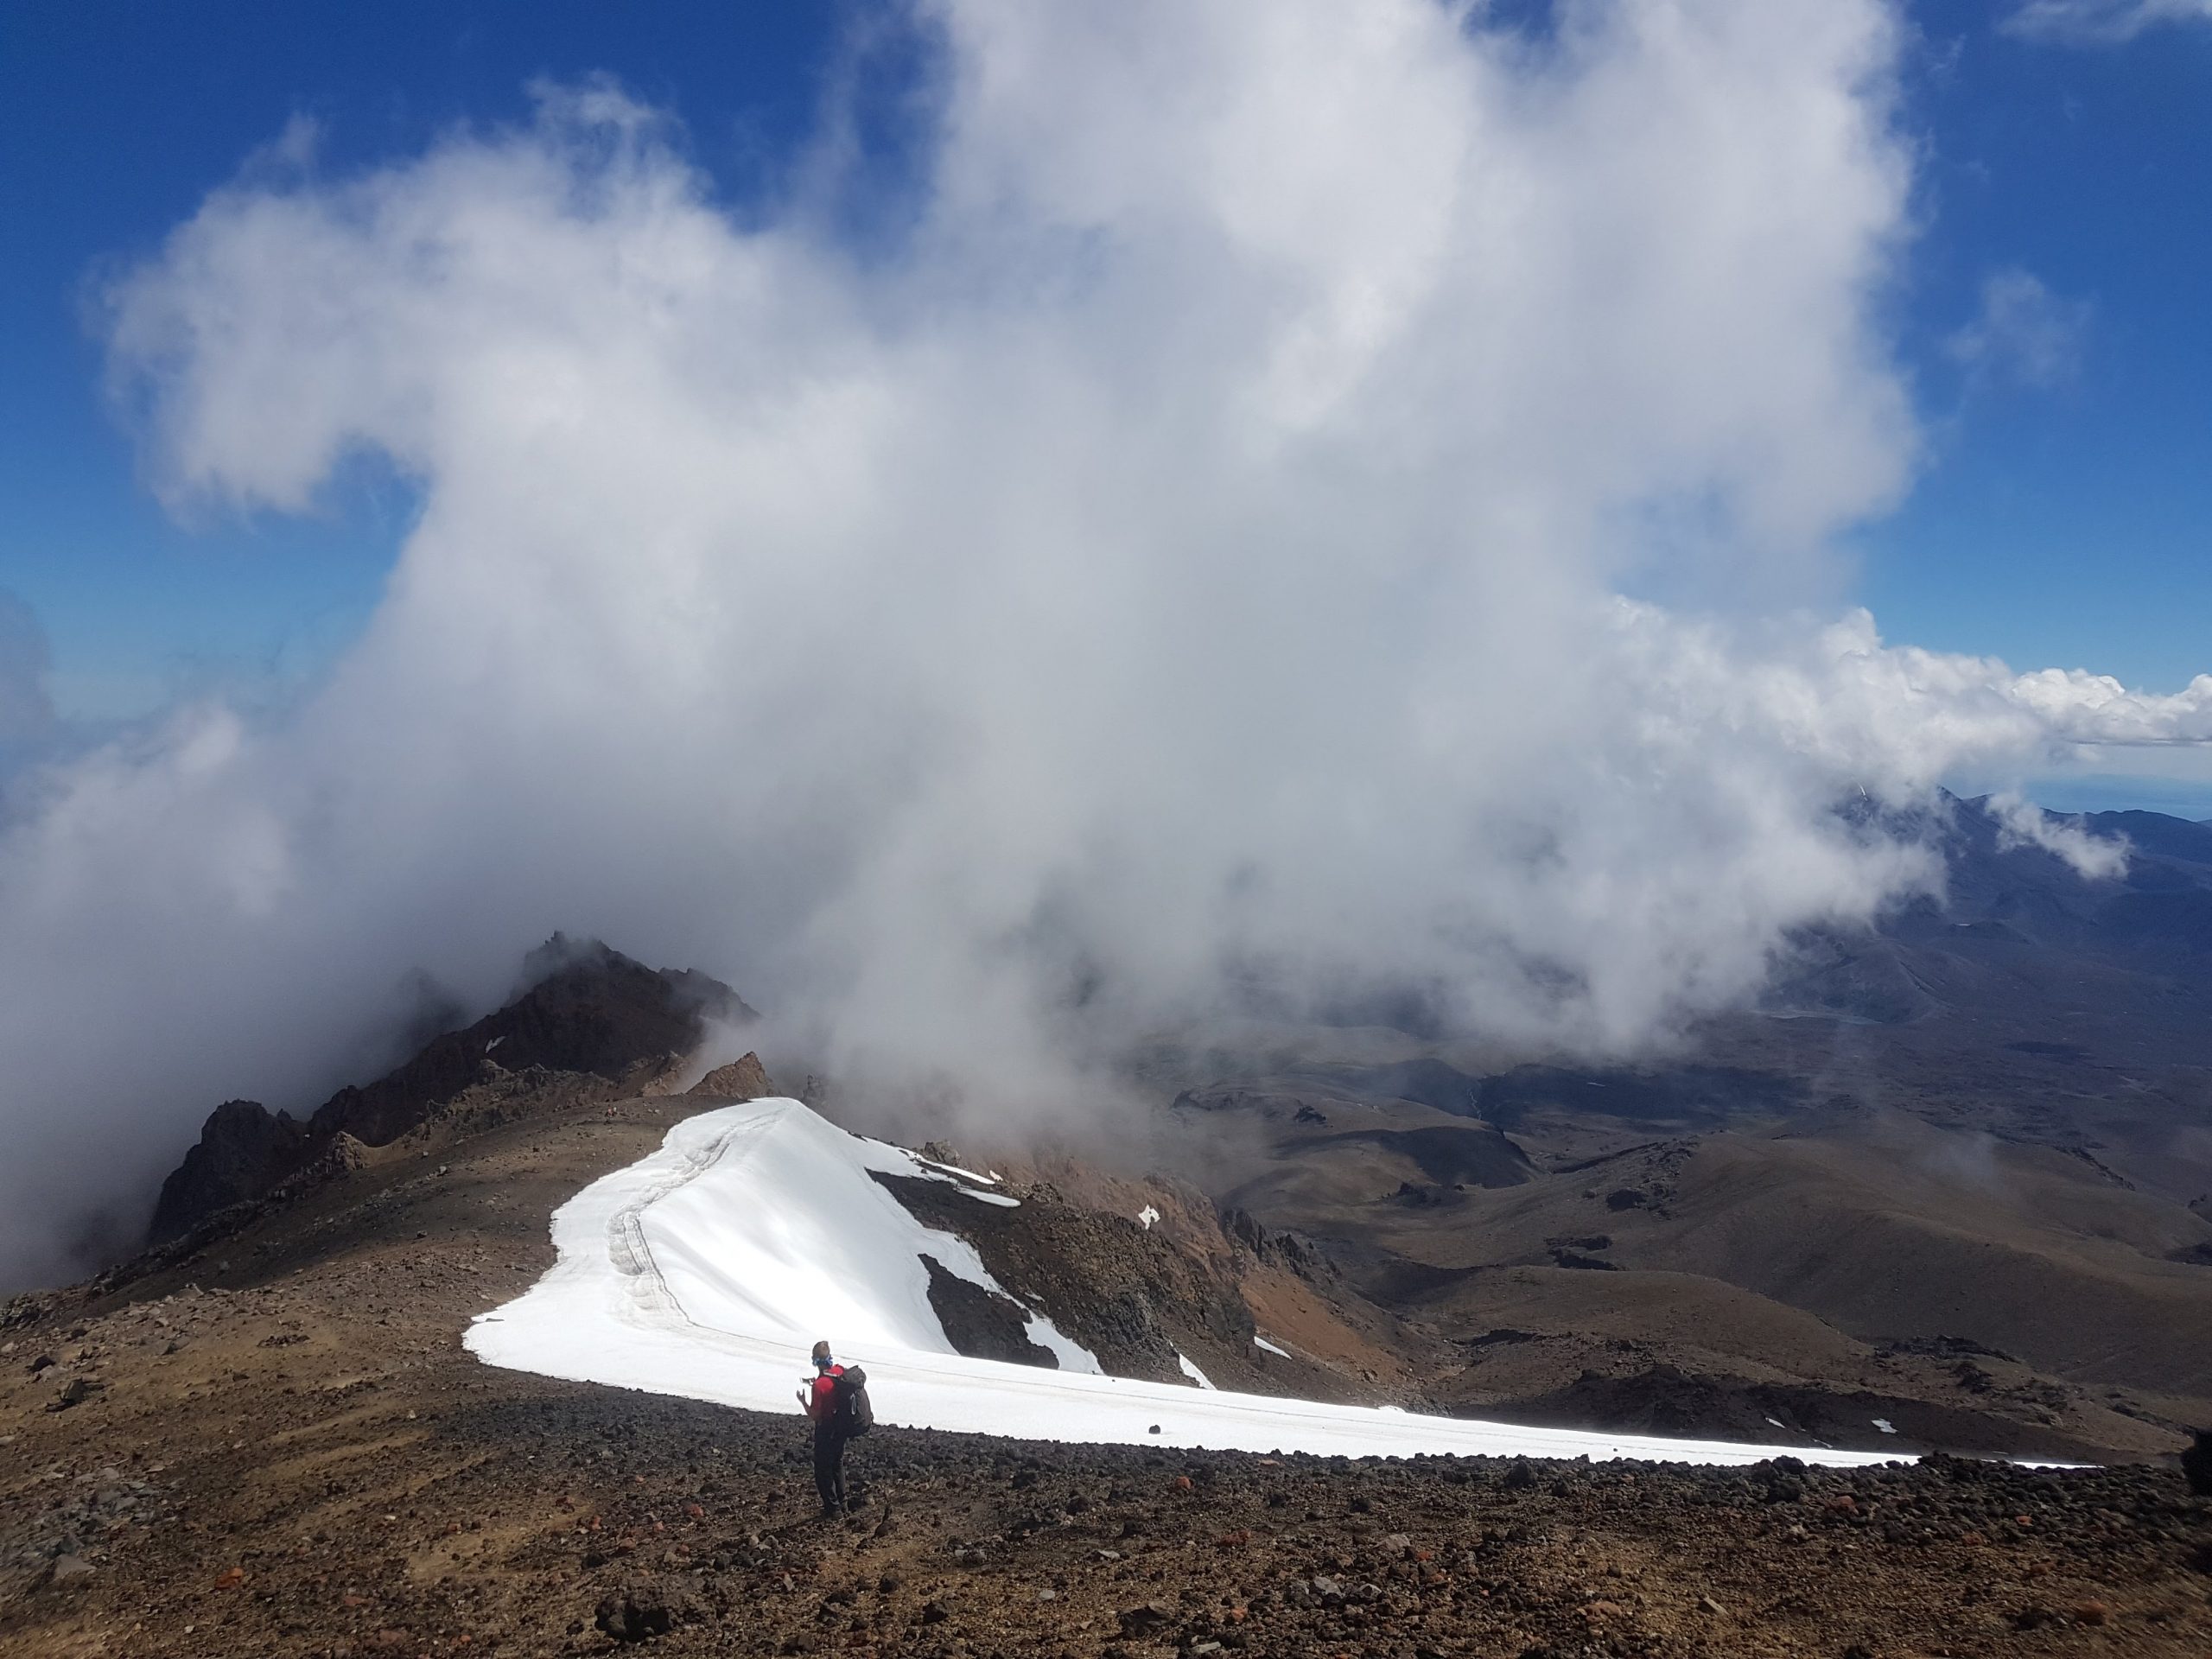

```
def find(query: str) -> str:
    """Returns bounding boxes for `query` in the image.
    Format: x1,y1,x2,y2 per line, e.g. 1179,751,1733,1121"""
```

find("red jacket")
804,1364,844,1421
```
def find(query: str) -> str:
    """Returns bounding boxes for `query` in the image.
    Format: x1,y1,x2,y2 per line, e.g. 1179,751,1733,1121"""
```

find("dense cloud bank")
3,0,2207,1288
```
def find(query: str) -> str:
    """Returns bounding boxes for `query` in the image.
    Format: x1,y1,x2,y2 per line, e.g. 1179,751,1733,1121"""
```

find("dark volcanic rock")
1548,1249,1618,1271
1116,1601,1173,1635
1220,1207,1336,1283
874,1171,1252,1384
687,1052,775,1100
148,938,754,1245
595,1579,689,1642
45,1376,100,1412
307,937,750,1147
919,1253,1057,1367
2183,1428,2212,1497
147,1100,314,1246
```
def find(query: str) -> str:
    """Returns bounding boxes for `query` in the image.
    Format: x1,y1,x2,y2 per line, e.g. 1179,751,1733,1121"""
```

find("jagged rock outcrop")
143,1101,314,1247
1221,1206,1336,1283
148,939,754,1246
307,937,752,1147
686,1053,774,1100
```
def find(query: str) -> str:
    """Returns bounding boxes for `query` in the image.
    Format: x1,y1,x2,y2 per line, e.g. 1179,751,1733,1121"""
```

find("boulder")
595,1578,695,1642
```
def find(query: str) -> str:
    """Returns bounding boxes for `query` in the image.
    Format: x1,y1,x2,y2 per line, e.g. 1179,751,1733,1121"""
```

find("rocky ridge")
147,939,756,1247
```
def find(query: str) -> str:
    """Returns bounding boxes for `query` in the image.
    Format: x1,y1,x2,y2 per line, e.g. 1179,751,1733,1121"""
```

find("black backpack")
833,1365,874,1436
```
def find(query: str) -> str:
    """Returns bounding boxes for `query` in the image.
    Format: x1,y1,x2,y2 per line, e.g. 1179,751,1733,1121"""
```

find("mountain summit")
146,939,756,1246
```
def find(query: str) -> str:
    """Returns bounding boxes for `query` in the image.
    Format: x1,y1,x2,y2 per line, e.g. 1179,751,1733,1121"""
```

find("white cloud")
1987,791,2131,879
0,592,56,745
1945,269,2089,390
2005,0,2212,43
0,0,2204,1288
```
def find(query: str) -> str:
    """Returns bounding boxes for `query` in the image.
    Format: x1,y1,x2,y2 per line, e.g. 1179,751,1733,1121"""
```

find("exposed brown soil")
6,1091,2212,1659
1152,1076,2212,1461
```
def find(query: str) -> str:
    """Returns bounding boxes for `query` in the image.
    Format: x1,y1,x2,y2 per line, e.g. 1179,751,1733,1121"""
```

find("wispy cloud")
0,592,56,746
1945,269,2090,390
2005,0,2212,43
1987,791,2131,879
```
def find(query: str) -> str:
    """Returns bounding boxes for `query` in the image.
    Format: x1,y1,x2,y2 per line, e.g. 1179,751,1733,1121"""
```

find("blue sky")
1859,0,2212,696
0,2,849,721
1,0,2207,749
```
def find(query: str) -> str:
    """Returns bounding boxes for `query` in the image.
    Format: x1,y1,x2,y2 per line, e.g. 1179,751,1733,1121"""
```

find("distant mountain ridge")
1760,792,2212,1033
1131,793,2212,1459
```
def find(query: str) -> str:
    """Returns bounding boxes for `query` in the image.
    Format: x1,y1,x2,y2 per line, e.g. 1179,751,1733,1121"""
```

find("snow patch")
1027,1318,1103,1376
1872,1418,1897,1435
1177,1352,1217,1389
468,1099,1911,1466
1254,1335,1291,1358
915,1156,999,1186
1137,1205,1160,1230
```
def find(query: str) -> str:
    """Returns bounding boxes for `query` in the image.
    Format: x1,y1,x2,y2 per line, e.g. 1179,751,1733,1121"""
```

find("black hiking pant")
812,1423,849,1514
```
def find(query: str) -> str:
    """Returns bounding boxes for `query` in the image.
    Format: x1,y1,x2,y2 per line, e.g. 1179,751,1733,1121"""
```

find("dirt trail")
3,1093,2209,1657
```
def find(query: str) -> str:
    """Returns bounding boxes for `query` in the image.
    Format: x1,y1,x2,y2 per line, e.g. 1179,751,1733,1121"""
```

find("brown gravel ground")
3,1093,2209,1659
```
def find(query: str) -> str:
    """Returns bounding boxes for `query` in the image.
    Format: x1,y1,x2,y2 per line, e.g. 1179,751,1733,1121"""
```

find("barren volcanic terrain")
5,1084,2211,1659
10,798,2212,1654
1129,799,2212,1463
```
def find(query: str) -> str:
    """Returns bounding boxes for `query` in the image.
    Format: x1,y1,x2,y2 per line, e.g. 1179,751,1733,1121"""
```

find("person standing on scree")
798,1339,851,1517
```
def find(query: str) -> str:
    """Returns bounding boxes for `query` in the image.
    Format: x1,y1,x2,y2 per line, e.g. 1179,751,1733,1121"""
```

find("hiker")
798,1339,867,1516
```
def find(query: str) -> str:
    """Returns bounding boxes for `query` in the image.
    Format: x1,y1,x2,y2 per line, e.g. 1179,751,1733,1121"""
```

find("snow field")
467,1100,1906,1468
